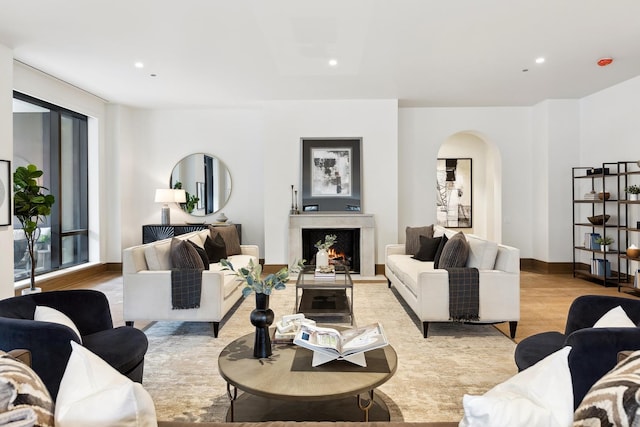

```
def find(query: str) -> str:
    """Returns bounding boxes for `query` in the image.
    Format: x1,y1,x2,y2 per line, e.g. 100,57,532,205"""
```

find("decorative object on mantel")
289,185,300,214
625,185,640,201
13,164,55,295
627,244,640,259
314,234,337,268
221,258,294,358
588,214,610,225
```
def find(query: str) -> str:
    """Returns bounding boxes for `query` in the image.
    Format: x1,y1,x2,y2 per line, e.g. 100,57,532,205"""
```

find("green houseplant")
625,185,640,201
13,164,55,292
595,235,614,251
172,181,199,213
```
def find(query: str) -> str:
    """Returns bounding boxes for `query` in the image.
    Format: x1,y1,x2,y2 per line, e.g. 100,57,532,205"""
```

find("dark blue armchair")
514,294,640,409
0,289,148,399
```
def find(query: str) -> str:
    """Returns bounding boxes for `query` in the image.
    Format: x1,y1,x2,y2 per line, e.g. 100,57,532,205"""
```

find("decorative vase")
630,194,639,201
602,245,609,252
216,212,228,223
249,293,274,358
316,249,329,267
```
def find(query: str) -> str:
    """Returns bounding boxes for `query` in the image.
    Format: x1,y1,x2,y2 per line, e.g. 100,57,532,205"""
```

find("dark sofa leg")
212,322,219,337
125,321,134,327
422,322,429,338
509,321,517,339
387,278,391,288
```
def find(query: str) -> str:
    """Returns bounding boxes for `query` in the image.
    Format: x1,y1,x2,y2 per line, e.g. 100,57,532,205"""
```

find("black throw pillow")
433,234,449,268
412,235,442,262
187,240,210,270
204,233,227,263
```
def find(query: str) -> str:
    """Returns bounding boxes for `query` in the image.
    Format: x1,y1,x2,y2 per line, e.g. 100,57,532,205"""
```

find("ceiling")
1,0,639,109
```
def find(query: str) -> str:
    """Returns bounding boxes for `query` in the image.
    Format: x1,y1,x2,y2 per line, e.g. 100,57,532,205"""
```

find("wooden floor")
56,269,639,343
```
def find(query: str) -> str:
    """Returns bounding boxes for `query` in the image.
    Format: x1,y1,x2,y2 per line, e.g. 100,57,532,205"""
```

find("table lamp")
155,189,187,225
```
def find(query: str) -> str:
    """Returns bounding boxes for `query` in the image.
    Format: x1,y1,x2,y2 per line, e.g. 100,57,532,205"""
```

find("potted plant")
172,181,199,213
13,164,56,294
221,258,299,358
314,234,337,267
595,236,614,252
625,185,640,201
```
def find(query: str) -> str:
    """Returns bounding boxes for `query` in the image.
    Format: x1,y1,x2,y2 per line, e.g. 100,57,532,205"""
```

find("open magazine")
293,322,388,365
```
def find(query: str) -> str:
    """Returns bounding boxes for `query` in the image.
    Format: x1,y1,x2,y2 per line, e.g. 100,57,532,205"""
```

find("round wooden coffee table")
218,332,397,422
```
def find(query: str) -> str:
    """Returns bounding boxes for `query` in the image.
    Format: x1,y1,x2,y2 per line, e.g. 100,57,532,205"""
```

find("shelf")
574,246,620,255
575,222,617,228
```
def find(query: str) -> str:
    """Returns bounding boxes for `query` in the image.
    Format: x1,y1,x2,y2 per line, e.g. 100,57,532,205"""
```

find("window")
13,92,89,281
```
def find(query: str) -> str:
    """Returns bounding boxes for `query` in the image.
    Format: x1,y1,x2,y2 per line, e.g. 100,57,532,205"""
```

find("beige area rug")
142,281,517,423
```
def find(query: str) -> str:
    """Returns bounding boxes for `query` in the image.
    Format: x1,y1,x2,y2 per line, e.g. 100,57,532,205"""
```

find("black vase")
250,293,274,358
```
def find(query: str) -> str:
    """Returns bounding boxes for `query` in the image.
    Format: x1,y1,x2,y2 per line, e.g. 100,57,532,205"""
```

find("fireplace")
302,228,361,273
289,213,375,277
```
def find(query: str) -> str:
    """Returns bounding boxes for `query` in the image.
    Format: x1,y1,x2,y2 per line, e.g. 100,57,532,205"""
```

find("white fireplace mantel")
288,213,375,277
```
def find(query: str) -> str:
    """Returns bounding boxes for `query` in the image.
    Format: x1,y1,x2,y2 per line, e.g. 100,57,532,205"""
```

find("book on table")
314,265,336,280
293,322,389,367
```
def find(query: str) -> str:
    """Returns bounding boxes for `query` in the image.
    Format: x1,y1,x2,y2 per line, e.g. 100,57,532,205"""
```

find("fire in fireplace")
301,228,361,273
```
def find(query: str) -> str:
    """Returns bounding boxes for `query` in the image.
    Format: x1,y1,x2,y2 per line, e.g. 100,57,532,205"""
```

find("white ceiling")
1,0,639,109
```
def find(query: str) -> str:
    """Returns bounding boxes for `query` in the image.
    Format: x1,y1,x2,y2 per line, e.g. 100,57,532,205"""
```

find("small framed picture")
0,160,10,226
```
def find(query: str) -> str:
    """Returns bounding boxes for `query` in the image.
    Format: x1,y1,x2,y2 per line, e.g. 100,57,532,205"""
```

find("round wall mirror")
170,153,232,216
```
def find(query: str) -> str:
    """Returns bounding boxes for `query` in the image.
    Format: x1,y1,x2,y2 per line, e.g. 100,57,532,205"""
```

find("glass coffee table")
295,264,353,325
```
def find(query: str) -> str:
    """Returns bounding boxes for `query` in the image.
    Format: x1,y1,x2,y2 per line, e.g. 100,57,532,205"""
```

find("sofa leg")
125,321,134,327
212,322,219,337
387,278,391,288
422,322,429,338
509,321,517,339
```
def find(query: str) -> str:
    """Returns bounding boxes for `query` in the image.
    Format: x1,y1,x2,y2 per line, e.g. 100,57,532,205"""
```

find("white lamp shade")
155,189,185,203
174,189,187,203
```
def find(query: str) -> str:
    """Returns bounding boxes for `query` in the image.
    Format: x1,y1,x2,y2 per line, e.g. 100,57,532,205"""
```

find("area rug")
142,281,517,423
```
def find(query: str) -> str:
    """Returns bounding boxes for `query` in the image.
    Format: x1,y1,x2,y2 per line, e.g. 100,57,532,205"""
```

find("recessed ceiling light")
535,57,545,64
328,59,338,67
134,62,144,69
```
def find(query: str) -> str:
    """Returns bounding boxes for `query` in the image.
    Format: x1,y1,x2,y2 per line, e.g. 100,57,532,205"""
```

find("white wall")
0,45,14,298
120,107,265,253
398,107,532,255
262,100,398,265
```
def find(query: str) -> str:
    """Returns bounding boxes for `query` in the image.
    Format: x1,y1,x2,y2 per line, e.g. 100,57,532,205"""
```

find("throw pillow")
460,346,573,427
187,240,210,270
592,305,636,328
0,350,55,427
209,225,241,256
405,225,434,256
437,232,470,268
573,349,640,426
34,305,82,343
170,238,205,270
204,234,227,263
412,235,442,262
433,234,449,268
55,341,158,427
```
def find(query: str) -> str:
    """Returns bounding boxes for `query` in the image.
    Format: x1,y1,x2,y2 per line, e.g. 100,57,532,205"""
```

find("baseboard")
520,258,573,274
15,263,113,295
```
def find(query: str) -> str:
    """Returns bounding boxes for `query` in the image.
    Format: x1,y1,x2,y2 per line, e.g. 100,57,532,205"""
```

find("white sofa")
122,229,259,337
385,225,520,338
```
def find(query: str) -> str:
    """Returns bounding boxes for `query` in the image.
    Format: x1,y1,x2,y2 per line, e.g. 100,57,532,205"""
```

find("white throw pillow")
592,305,636,328
465,236,499,270
144,240,172,270
55,341,157,427
34,305,82,344
459,346,573,427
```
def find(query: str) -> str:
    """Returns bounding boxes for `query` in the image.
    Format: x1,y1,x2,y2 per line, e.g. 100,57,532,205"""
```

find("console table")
142,224,242,244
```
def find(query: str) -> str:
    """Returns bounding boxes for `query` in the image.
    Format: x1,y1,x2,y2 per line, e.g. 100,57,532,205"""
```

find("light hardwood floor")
54,269,640,343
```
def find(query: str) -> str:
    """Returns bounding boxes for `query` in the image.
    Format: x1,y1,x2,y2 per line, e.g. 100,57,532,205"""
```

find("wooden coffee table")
295,264,354,325
218,332,397,422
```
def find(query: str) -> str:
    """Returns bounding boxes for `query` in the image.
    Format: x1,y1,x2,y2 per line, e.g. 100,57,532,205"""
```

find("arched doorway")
437,131,502,242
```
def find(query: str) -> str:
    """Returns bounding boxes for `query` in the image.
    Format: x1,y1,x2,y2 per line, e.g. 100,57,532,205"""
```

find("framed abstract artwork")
436,158,472,228
0,160,10,226
301,138,362,212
